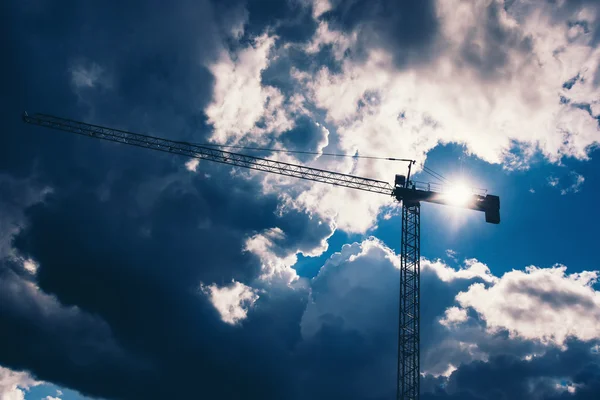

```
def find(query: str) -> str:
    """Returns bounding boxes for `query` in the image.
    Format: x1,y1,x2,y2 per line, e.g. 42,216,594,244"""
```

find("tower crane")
22,112,500,400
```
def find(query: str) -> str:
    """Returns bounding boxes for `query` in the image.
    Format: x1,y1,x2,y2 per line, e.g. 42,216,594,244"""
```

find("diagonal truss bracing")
398,203,420,400
22,113,394,196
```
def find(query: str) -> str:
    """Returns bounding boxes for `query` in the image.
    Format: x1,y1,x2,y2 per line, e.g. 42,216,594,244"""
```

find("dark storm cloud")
277,116,328,162
0,0,331,398
3,1,600,399
293,324,397,400
5,161,311,398
217,0,318,44
1,0,220,181
3,136,336,399
436,339,600,400
322,0,440,67
0,261,151,400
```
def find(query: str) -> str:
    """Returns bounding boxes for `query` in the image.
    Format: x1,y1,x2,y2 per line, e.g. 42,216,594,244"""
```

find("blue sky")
1,0,600,399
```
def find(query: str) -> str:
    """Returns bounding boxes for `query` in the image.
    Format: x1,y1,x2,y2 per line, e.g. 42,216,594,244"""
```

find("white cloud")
197,0,600,235
445,249,458,261
184,158,199,172
560,171,585,195
301,238,400,339
439,306,468,327
308,0,332,18
303,21,356,60
244,228,300,285
453,265,600,346
424,258,498,284
295,0,600,184
547,171,585,194
0,366,40,400
201,281,259,325
548,176,560,187
205,34,295,144
299,237,600,380
43,397,61,400
285,184,394,234
69,61,110,90
22,258,38,275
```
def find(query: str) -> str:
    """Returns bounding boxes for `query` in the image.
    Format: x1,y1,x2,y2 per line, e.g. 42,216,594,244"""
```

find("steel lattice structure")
22,113,393,196
23,112,500,400
398,203,421,400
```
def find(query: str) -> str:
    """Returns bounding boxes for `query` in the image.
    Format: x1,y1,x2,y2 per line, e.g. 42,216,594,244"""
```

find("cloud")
201,281,259,325
205,33,295,144
561,171,585,195
309,0,332,19
0,366,40,400
5,0,600,399
548,176,560,187
425,258,498,284
295,0,600,181
22,259,38,275
184,158,199,172
453,265,600,346
297,238,600,398
440,306,468,327
301,238,400,339
0,174,52,260
69,61,110,90
244,228,300,285
445,249,458,262
548,171,585,194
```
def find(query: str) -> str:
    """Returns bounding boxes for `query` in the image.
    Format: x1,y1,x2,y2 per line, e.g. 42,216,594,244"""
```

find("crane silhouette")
23,112,500,400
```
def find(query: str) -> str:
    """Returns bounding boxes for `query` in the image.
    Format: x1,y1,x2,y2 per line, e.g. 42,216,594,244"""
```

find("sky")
1,0,600,399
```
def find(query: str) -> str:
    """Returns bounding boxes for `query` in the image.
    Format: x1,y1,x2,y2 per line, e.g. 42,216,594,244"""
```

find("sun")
443,181,474,207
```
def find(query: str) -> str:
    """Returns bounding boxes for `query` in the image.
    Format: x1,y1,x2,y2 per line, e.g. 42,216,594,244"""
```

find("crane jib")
22,112,394,196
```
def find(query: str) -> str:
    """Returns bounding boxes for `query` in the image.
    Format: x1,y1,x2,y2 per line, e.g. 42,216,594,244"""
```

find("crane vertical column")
397,201,420,400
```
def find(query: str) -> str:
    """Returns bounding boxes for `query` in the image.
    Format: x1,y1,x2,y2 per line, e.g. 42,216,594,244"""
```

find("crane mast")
23,112,500,400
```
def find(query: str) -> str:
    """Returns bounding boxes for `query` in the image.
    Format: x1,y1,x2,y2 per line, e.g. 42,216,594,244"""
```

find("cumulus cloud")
244,228,300,285
0,366,40,400
0,174,52,260
201,281,259,325
439,306,468,327
425,258,498,284
307,0,332,19
295,0,600,182
301,237,400,339
202,0,600,234
205,34,295,144
298,237,600,396
221,0,593,233
453,265,600,346
7,0,600,398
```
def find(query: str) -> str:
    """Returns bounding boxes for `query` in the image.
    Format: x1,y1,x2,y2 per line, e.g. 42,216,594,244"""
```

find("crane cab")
395,174,406,188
